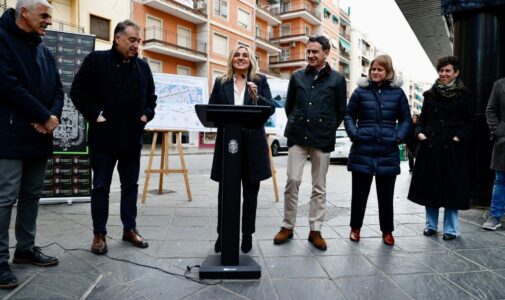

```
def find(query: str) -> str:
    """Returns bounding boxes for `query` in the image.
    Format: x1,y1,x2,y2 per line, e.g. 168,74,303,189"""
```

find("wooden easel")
141,129,192,203
266,134,280,201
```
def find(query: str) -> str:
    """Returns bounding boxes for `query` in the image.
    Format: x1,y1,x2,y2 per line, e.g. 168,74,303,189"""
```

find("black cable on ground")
10,242,221,286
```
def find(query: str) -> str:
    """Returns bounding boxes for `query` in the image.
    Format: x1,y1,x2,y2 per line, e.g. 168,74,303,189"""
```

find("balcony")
143,27,207,62
49,19,85,34
255,32,282,54
270,27,310,44
256,5,282,25
269,53,306,68
339,50,350,61
142,0,207,24
270,3,321,25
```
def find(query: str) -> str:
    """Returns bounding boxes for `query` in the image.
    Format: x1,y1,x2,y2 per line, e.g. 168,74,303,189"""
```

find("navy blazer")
209,74,275,183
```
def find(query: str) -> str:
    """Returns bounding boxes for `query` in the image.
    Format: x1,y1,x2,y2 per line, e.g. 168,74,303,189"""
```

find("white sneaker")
483,216,502,230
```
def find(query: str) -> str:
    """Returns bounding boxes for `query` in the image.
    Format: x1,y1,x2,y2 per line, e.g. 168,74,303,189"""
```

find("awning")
340,16,350,25
332,15,338,23
339,38,351,51
323,8,331,15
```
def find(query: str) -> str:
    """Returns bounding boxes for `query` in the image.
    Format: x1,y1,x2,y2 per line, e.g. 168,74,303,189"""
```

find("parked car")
268,134,288,156
330,129,352,163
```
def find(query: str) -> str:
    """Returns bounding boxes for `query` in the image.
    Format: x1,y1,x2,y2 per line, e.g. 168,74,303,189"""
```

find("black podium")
195,104,271,279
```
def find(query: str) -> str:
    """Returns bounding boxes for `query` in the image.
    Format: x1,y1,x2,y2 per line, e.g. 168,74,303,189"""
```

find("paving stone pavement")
2,151,505,300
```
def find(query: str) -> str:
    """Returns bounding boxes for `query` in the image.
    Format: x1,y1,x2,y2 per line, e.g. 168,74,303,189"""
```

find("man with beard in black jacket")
70,20,157,256
0,0,63,289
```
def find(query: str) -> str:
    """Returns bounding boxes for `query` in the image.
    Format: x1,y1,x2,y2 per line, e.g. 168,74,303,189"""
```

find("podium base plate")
199,255,261,279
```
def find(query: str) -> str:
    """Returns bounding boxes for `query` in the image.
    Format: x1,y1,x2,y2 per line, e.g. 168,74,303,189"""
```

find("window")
148,59,162,73
212,70,225,83
177,26,191,49
146,16,162,41
238,9,250,30
281,24,290,37
90,15,110,41
213,33,228,56
305,25,311,36
255,25,261,38
177,66,191,76
281,49,290,61
214,0,228,18
255,54,261,69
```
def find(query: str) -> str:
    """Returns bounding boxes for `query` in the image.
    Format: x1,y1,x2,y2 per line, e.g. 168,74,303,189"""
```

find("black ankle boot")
214,235,221,253
241,234,252,253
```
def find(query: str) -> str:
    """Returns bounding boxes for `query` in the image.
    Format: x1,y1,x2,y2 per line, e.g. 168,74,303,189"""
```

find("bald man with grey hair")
0,0,62,289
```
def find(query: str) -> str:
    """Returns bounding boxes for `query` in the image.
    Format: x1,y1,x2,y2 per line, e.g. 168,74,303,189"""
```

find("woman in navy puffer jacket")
344,54,412,246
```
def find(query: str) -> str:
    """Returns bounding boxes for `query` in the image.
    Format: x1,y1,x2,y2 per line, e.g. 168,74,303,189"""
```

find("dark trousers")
0,158,46,264
90,150,140,235
216,147,260,236
350,171,396,232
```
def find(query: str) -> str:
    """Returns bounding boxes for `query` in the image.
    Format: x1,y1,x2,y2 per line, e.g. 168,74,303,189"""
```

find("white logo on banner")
228,139,239,154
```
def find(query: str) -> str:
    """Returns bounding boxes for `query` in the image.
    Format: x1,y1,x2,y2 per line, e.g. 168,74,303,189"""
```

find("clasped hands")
31,115,59,134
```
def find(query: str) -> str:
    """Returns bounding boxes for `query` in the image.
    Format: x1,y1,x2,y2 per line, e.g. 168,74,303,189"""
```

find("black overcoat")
0,9,63,158
209,74,275,183
408,87,477,209
70,47,157,153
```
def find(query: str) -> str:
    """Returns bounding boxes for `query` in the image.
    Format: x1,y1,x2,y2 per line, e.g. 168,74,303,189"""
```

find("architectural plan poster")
40,30,94,201
146,74,209,131
267,79,289,135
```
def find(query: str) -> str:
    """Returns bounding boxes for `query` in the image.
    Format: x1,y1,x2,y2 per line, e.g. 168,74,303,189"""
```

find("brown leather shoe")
349,228,360,242
122,229,149,248
382,232,395,246
91,233,107,255
273,227,293,245
308,231,327,251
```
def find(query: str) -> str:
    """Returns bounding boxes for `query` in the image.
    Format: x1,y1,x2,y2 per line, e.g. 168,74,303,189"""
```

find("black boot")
241,234,252,253
214,235,221,253
0,262,17,289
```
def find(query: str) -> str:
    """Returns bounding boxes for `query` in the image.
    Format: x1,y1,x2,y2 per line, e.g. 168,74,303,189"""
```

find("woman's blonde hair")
368,54,395,81
221,45,259,84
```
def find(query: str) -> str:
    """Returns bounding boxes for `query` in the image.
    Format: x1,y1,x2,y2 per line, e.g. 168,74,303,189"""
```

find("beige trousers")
282,145,330,231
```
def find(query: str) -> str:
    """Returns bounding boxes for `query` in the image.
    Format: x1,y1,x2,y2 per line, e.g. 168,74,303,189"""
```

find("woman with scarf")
408,56,476,240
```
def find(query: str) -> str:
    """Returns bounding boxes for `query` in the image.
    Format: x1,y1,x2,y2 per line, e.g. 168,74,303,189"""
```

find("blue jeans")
90,150,140,235
425,206,459,235
490,171,505,218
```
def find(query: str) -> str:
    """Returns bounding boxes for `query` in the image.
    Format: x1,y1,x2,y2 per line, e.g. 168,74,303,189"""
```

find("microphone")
242,74,257,105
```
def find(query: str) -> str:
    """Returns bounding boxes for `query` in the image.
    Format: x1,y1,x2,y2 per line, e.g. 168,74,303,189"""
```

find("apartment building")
5,0,130,50
349,29,376,94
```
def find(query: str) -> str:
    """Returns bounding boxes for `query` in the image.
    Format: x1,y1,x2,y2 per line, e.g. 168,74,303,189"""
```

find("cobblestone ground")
1,151,505,300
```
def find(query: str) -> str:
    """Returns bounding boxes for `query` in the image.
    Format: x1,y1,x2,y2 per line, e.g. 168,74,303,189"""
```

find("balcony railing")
269,53,306,64
339,30,351,41
270,3,321,20
270,26,312,40
143,27,207,57
49,19,85,33
339,49,350,60
256,31,274,43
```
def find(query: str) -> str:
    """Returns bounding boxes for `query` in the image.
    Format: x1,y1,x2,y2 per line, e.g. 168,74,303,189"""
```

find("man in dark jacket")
0,0,62,289
483,77,505,230
70,20,157,255
273,36,347,250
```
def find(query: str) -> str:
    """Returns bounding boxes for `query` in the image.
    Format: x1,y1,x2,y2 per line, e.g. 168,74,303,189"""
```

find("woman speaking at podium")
209,45,275,253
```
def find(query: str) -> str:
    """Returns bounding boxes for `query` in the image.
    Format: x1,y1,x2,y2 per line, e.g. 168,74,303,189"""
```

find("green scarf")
431,77,465,99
